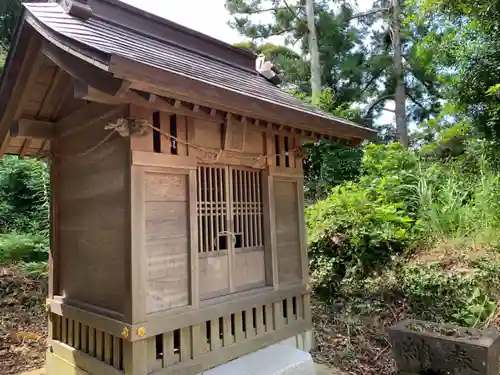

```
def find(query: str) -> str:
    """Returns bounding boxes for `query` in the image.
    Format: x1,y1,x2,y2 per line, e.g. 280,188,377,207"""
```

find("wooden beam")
11,119,55,140
79,86,224,123
43,42,129,97
147,93,157,103
56,102,125,138
74,81,122,104
115,80,132,97
19,138,31,158
39,139,48,155
0,30,44,157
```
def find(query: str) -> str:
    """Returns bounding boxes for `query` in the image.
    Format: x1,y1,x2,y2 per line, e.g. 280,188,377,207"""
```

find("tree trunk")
391,0,408,147
306,0,321,106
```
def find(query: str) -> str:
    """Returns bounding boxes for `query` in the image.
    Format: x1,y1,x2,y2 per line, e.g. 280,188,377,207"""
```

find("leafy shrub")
307,141,500,319
304,141,363,203
0,156,49,234
0,233,48,263
307,183,414,301
18,261,48,278
395,263,497,326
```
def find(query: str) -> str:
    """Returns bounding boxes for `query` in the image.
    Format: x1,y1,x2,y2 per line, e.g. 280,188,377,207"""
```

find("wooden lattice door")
197,165,265,299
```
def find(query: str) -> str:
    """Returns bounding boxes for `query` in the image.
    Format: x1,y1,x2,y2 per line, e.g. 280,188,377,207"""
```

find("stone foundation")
202,344,315,375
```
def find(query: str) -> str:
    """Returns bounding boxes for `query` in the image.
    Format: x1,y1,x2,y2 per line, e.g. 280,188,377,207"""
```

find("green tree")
0,156,50,234
415,0,500,140
359,1,443,138
227,1,443,135
0,0,21,46
303,141,363,202
227,0,379,109
0,46,6,74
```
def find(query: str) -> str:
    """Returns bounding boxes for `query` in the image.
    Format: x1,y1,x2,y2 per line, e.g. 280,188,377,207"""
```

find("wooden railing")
51,313,125,373
143,293,309,375
48,288,310,375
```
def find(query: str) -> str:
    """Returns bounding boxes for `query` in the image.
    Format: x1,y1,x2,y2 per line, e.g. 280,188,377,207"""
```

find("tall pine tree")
227,0,443,145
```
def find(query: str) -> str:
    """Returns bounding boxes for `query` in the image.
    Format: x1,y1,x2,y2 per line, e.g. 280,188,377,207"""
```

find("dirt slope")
0,267,47,375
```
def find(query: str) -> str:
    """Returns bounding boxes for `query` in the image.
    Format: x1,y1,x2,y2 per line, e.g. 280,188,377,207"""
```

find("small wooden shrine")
0,1,375,374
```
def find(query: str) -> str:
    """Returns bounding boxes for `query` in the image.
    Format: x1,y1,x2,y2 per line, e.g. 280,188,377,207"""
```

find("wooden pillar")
123,340,148,375
297,180,309,285
189,168,200,308
263,133,278,289
124,164,147,324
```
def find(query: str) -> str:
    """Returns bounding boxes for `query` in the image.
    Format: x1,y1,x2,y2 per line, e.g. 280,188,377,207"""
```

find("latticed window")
197,166,264,253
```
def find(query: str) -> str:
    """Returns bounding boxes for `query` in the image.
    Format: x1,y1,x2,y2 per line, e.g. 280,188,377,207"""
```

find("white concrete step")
202,344,316,375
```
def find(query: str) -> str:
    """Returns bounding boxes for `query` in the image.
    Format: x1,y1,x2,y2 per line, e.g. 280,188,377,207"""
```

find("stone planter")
387,319,500,375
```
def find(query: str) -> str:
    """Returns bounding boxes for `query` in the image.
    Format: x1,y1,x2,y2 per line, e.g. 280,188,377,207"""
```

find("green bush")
307,183,414,301
303,140,363,203
0,156,49,234
307,141,500,317
18,261,48,278
395,262,497,326
0,233,49,263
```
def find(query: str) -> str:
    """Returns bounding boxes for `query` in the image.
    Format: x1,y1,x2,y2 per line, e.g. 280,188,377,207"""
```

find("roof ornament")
255,54,282,85
59,0,93,20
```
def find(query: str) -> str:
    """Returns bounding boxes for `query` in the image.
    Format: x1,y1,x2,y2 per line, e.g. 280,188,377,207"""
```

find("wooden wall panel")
189,117,266,168
244,127,264,155
144,172,190,314
56,111,128,315
129,105,153,152
191,119,221,149
145,202,188,240
176,115,188,156
234,250,266,291
199,254,230,299
129,105,190,157
274,180,302,284
145,173,187,201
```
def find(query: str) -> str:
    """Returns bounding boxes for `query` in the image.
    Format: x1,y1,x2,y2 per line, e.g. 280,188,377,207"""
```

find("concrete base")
20,362,342,375
280,330,314,352
202,344,315,375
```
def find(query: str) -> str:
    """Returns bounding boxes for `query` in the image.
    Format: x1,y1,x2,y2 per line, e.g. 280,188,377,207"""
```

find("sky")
120,0,375,45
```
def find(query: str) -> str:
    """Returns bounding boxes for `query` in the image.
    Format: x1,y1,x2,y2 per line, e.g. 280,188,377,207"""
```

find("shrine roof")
2,0,376,142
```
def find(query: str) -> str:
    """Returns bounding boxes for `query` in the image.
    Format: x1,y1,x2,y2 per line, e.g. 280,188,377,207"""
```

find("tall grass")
401,155,500,249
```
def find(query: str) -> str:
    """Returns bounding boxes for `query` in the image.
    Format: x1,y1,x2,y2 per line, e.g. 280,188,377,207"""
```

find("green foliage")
0,156,50,270
307,182,414,300
227,1,383,118
303,141,363,202
0,0,21,46
395,262,498,326
228,1,443,127
0,156,50,234
0,46,6,74
413,0,500,141
0,233,48,263
308,140,500,329
234,41,309,89
18,261,48,278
